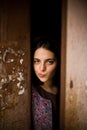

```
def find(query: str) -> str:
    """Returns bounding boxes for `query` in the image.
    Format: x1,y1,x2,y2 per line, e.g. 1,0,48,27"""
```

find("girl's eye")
47,60,54,64
34,59,40,64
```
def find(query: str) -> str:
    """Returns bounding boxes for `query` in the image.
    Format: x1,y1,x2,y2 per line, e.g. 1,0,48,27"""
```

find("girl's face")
33,47,57,84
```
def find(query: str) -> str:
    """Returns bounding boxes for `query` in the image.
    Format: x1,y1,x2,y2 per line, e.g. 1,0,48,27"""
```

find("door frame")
59,0,67,130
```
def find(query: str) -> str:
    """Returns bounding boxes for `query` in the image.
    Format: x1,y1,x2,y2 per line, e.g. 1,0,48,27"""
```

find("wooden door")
0,0,31,130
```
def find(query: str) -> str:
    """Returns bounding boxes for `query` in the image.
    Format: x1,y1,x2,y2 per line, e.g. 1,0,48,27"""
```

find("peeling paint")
0,46,26,111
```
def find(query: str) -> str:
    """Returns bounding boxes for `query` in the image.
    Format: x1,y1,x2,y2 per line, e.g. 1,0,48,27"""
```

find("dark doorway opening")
30,0,61,42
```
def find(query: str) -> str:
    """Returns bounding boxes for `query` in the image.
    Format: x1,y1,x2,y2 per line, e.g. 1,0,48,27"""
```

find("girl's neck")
41,81,57,95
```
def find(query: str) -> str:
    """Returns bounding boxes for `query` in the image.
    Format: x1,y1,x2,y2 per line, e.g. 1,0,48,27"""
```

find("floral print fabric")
32,86,52,130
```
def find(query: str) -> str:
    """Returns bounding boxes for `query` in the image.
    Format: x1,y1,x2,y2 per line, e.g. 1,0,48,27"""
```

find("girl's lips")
38,73,45,78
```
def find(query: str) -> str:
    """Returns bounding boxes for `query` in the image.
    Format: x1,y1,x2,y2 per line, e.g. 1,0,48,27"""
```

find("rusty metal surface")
0,41,30,130
65,1,87,130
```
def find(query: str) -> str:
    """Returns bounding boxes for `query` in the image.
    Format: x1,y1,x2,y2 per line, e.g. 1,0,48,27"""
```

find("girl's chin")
38,78,47,83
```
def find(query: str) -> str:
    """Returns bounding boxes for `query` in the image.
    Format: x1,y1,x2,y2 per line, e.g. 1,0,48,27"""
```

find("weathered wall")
0,1,31,130
65,0,87,130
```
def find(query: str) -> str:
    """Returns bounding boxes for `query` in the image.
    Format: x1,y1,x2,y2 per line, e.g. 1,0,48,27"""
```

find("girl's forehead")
34,48,55,58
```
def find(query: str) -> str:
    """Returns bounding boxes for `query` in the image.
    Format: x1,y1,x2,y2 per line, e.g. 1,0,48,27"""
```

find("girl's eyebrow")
34,58,56,61
34,58,40,60
46,58,56,60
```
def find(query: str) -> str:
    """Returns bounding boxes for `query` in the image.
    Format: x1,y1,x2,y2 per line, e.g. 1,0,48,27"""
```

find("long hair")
31,37,60,87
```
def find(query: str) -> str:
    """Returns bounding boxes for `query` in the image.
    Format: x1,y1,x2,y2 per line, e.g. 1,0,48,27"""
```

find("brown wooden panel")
0,40,30,130
0,0,31,129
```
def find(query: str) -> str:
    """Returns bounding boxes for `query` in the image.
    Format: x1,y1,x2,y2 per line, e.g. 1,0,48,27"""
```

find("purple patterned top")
32,85,58,130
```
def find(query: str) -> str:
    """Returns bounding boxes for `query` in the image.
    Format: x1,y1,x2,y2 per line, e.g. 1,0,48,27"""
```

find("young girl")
31,38,60,130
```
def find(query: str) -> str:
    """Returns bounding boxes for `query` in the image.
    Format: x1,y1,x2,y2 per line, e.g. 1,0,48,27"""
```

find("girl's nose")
40,63,46,71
